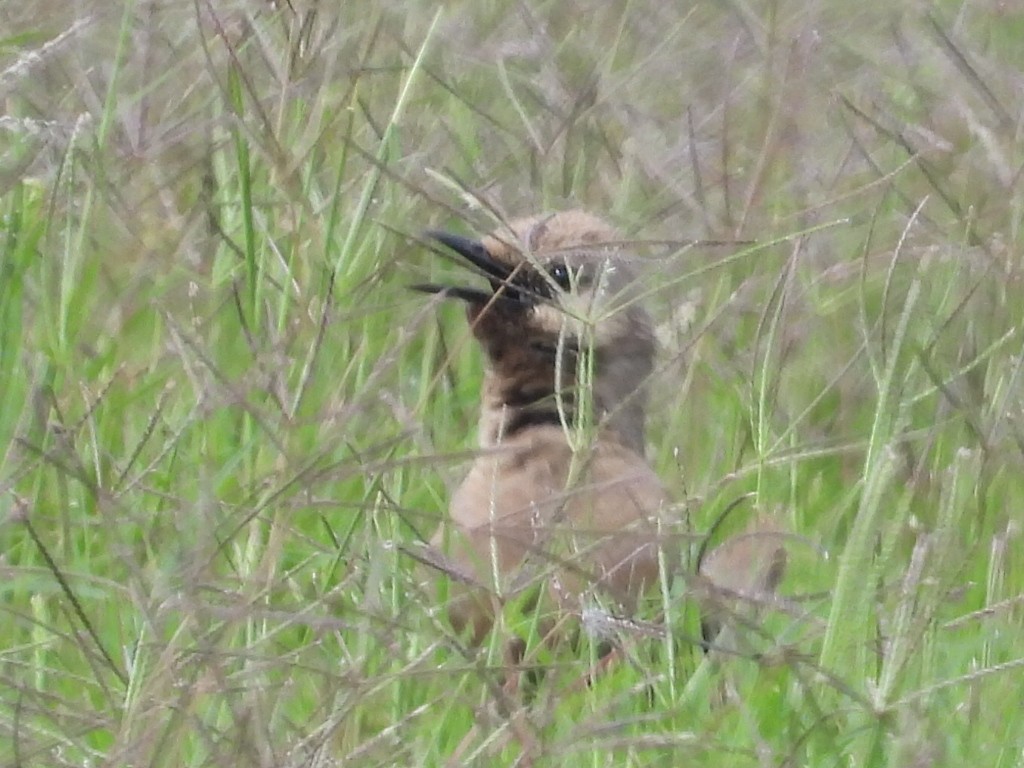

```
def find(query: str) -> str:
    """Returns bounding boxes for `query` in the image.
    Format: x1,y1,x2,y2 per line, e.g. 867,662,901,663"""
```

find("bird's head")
415,210,656,451
415,210,653,361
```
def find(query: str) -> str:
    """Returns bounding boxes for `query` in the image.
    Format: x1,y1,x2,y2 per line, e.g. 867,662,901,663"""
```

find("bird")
413,210,676,645
413,210,786,650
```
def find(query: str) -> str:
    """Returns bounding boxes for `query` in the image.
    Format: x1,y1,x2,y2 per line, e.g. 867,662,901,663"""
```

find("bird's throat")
477,363,575,446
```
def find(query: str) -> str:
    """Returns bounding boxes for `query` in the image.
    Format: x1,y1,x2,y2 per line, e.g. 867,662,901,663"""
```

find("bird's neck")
476,352,650,456
477,363,573,447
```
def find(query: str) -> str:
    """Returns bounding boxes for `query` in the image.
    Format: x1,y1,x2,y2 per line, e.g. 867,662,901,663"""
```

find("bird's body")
417,211,674,643
438,424,670,643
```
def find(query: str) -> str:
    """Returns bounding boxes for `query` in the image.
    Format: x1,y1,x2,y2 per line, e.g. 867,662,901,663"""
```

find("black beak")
409,283,495,303
423,230,510,282
411,229,520,304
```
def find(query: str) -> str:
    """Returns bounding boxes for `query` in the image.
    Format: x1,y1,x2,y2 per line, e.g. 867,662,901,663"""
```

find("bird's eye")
548,262,571,290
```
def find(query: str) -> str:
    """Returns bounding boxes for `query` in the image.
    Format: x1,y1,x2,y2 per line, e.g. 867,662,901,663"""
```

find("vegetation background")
1,1,1022,765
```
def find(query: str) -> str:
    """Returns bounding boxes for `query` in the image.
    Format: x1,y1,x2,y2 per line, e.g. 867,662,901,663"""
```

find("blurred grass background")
1,1,1023,765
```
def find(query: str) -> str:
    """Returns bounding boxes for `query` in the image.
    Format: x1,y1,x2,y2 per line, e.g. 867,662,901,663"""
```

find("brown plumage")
697,516,788,651
415,210,786,648
415,211,673,643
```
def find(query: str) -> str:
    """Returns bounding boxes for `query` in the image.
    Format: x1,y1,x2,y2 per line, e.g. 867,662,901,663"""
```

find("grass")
2,1,1023,765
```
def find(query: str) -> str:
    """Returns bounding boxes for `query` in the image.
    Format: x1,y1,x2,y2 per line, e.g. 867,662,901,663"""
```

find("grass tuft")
1,2,1023,765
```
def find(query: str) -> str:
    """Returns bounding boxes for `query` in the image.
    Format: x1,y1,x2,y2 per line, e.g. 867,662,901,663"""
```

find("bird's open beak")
411,230,515,304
